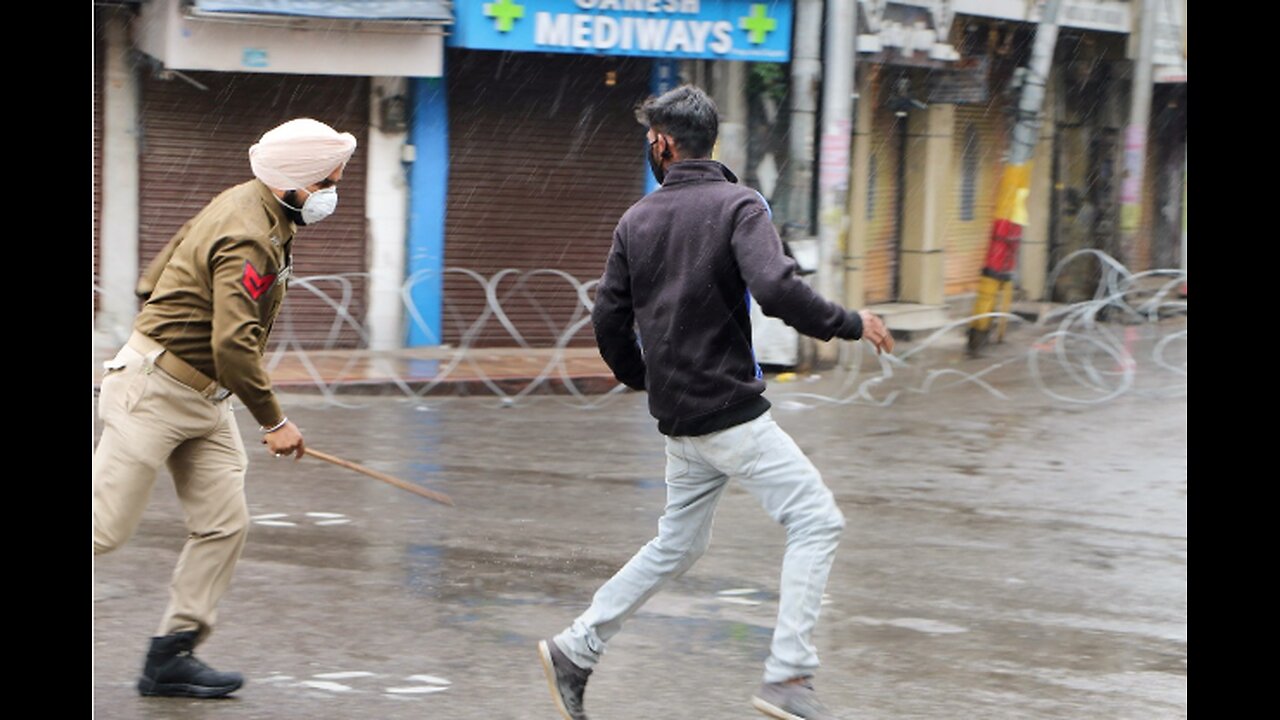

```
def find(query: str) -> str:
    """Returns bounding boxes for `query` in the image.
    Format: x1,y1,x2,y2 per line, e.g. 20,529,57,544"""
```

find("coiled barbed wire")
94,250,1185,410
775,249,1185,409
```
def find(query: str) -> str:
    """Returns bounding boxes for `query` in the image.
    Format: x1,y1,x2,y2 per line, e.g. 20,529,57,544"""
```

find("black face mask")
648,139,668,185
280,190,308,226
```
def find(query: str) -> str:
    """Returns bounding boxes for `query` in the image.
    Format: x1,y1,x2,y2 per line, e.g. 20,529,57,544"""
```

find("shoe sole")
138,678,243,698
751,695,804,720
538,640,577,720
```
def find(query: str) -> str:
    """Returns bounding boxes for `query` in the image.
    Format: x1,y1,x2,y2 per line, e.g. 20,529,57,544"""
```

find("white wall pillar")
365,77,411,351
97,8,141,349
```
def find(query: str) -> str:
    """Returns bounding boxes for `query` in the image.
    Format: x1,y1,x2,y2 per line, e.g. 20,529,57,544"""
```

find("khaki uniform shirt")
134,180,295,428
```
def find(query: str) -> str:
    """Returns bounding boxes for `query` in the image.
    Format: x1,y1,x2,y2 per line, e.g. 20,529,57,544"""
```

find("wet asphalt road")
92,325,1187,719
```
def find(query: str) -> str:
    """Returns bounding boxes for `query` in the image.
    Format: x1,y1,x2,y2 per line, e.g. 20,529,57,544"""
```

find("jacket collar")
660,159,739,186
253,179,298,241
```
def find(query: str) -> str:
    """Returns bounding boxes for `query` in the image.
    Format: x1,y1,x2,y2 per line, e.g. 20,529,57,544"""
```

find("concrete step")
867,302,952,335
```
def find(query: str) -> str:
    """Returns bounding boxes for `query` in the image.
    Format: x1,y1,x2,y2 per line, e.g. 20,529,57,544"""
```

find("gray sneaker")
751,679,839,720
538,639,592,720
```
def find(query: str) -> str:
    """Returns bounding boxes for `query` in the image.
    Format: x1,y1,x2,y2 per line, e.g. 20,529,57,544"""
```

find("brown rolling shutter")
139,71,369,348
443,50,649,348
1134,119,1159,272
94,8,107,318
945,104,1007,296
864,73,904,305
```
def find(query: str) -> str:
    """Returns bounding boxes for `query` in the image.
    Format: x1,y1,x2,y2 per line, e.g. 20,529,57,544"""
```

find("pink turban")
249,118,357,190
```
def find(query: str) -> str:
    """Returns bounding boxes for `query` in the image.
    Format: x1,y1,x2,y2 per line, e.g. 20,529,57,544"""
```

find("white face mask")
300,186,338,225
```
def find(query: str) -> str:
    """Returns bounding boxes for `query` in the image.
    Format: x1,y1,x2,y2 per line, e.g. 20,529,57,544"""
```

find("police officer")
93,118,357,698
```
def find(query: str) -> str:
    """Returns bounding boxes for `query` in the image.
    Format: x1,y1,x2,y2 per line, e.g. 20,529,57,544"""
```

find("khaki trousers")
93,341,249,644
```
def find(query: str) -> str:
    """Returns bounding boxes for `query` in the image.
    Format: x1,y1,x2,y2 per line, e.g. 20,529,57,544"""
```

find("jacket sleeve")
208,235,285,428
591,228,647,391
730,204,863,342
136,222,191,302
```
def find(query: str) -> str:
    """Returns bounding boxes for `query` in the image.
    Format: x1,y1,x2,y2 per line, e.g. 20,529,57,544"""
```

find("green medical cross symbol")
484,0,525,33
740,4,777,45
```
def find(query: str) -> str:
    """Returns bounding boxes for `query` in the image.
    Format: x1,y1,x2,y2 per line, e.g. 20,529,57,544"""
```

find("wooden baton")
305,448,454,507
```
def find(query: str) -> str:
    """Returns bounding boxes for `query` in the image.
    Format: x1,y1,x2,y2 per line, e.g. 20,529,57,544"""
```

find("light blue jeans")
554,411,846,683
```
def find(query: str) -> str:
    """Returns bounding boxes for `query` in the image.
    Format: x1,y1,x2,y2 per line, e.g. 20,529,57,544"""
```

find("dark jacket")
592,160,863,436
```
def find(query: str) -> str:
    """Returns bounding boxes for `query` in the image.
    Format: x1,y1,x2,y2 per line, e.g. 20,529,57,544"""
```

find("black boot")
136,631,244,698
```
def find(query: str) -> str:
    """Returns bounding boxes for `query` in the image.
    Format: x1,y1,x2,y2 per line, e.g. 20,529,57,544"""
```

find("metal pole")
816,0,857,312
786,0,823,233
967,0,1063,354
1119,0,1158,265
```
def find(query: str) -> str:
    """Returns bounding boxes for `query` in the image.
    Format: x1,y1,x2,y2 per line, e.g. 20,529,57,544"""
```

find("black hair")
636,85,719,159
